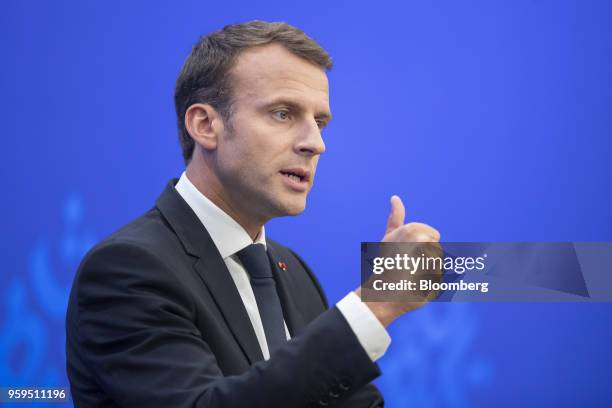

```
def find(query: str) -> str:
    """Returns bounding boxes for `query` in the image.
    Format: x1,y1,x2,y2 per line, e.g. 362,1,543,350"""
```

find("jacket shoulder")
69,207,191,308
79,206,189,265
67,208,195,329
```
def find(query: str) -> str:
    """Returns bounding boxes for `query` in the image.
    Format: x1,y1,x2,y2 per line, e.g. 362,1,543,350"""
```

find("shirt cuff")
336,291,391,362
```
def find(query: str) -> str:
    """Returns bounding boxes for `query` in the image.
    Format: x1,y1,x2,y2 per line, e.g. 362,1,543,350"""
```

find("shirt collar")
174,171,266,259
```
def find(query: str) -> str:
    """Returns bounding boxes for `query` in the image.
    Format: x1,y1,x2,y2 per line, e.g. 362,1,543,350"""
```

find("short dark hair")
174,20,333,164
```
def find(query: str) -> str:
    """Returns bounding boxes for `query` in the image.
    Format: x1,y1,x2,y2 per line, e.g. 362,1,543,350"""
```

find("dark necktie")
236,244,286,355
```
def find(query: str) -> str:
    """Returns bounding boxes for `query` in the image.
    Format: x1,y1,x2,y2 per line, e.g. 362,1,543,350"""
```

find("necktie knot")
237,244,273,279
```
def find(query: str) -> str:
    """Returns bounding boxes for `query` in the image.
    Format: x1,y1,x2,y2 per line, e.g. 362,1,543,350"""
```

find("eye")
316,120,326,130
272,109,291,121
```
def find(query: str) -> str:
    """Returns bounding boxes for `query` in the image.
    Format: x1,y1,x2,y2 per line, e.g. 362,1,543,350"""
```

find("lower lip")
280,172,309,192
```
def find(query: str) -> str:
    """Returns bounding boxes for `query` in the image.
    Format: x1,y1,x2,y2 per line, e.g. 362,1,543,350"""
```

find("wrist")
354,289,401,328
367,302,399,328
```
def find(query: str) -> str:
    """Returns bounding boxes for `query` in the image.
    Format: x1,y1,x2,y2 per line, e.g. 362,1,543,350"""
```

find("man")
66,21,440,407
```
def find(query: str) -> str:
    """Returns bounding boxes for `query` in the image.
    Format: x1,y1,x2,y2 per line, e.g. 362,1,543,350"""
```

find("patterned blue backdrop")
2,0,611,406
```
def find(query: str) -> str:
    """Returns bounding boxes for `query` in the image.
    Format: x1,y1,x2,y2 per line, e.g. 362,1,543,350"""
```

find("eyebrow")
263,97,333,124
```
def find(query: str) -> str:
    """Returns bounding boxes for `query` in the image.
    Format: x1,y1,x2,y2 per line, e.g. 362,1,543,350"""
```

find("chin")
277,197,307,216
286,206,305,216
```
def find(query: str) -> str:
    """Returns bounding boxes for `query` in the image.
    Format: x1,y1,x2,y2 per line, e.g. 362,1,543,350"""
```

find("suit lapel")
193,247,264,363
267,243,306,336
156,180,264,364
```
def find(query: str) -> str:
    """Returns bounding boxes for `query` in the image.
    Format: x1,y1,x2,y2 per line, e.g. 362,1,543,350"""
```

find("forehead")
229,43,330,108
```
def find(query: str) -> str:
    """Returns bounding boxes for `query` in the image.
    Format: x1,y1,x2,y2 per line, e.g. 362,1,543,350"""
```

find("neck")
186,159,265,242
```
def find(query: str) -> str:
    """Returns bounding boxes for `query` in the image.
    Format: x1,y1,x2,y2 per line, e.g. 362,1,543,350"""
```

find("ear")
184,103,225,151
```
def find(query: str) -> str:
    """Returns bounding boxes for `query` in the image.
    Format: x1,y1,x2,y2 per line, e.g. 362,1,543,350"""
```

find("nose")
295,118,326,156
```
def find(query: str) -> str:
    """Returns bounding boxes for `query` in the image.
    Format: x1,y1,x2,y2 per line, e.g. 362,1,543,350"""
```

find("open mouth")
280,168,310,184
279,167,311,193
280,171,306,183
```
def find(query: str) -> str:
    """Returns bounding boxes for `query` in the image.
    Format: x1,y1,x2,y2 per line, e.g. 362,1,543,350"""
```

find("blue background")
2,0,611,406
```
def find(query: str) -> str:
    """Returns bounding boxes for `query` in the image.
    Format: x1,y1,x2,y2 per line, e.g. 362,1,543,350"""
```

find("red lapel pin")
277,261,287,271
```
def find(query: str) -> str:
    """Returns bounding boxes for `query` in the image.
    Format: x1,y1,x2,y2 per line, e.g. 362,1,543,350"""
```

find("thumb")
385,195,405,234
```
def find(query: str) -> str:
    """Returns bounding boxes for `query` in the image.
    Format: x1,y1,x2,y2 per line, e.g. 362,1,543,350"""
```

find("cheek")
222,120,290,177
216,144,249,181
220,142,272,181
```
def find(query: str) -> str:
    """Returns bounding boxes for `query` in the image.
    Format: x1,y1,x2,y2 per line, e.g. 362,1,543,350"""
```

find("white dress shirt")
175,172,391,361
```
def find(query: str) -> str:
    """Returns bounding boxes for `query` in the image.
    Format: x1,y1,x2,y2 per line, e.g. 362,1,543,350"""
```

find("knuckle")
415,233,432,242
403,223,419,234
397,223,441,242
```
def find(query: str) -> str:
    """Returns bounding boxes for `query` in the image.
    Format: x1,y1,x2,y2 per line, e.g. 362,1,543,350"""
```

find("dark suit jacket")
66,180,384,407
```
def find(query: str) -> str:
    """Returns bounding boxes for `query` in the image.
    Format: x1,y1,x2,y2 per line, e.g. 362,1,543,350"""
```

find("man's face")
214,43,331,222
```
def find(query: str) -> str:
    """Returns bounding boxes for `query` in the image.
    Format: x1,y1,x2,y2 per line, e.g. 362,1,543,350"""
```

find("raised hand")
356,195,442,327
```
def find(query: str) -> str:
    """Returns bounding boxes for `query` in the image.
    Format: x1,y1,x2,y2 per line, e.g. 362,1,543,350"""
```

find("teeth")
282,171,305,182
